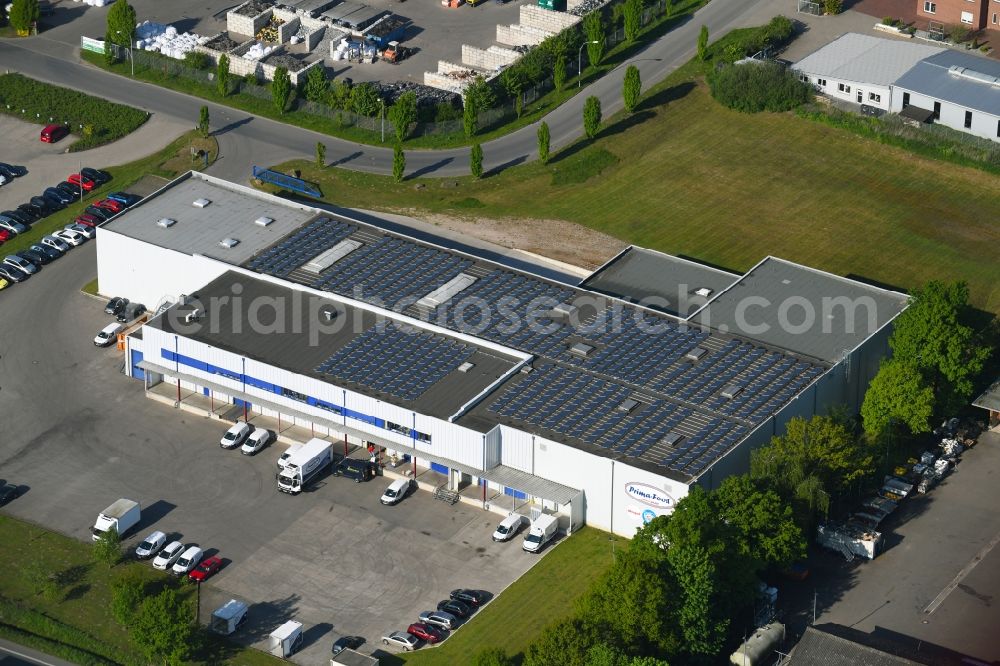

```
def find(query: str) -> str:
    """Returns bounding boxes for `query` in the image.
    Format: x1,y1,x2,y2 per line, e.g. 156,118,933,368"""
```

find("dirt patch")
416,213,628,272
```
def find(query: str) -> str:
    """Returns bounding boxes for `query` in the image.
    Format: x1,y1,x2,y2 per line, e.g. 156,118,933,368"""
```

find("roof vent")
320,308,337,322
156,218,177,228
458,361,475,373
552,301,578,319
219,237,240,249
660,432,682,448
184,309,202,323
569,342,594,358
304,239,362,274
417,272,478,308
686,347,708,362
617,398,639,413
520,365,533,374
694,287,713,298
192,198,211,208
720,383,744,399
254,216,274,227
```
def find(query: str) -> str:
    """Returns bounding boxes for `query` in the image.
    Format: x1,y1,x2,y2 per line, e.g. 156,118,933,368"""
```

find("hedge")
709,60,812,113
0,73,148,151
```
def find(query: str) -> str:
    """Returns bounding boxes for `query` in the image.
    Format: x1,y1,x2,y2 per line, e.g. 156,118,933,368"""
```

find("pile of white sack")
134,23,209,59
242,41,277,61
331,38,377,62
73,0,111,6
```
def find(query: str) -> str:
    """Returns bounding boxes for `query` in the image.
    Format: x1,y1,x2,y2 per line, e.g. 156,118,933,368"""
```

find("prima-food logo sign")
625,482,674,509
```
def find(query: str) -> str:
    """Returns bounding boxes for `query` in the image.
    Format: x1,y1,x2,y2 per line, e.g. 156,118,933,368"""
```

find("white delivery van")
493,514,528,542
522,514,559,553
172,545,204,575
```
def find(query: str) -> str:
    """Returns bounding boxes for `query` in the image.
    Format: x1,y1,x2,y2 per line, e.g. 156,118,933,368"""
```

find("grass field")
394,528,619,665
0,515,280,666
266,56,1000,314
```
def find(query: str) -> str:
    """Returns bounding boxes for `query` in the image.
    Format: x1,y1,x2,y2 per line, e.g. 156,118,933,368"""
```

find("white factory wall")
96,230,229,308
792,70,893,110
498,424,534,472
611,459,690,537
891,88,1000,143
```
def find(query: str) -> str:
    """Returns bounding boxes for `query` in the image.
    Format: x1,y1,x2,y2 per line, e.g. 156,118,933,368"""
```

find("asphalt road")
0,639,75,666
0,0,770,181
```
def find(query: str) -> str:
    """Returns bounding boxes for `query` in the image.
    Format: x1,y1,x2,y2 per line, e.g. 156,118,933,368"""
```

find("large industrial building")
97,172,908,537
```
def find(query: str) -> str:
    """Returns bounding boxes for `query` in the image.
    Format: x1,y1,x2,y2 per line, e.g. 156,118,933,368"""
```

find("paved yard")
0,243,541,664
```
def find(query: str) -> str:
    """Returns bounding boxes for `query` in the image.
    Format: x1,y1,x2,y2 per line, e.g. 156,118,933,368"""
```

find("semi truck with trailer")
92,499,141,541
277,438,333,494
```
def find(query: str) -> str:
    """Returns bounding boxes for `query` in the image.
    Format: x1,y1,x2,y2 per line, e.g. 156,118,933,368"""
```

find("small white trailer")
210,599,248,635
269,620,303,657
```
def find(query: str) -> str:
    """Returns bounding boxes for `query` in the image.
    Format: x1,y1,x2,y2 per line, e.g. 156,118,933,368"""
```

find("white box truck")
210,599,248,635
277,438,333,494
269,620,303,657
92,499,141,541
522,514,559,553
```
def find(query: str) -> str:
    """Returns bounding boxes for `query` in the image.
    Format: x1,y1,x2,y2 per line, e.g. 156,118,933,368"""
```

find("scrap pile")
568,0,613,15
373,80,460,107
331,38,379,62
256,16,285,42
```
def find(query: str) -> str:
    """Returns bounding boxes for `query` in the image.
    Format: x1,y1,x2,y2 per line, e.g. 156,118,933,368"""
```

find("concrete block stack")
496,23,550,47
227,0,274,38
519,5,581,32
461,44,520,71
424,60,492,95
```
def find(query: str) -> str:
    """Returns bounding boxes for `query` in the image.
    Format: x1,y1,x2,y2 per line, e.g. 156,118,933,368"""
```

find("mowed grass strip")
397,528,619,665
269,76,1000,313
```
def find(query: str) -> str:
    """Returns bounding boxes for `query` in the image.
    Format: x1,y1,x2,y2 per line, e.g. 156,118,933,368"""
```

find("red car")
0,229,11,242
406,623,444,644
68,173,96,191
96,199,124,213
188,555,222,582
40,124,69,143
74,214,101,228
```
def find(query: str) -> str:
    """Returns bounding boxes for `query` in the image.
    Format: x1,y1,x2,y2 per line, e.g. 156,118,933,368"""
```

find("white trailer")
817,522,882,561
210,599,248,635
277,438,333,494
92,499,141,541
522,513,559,553
269,620,303,657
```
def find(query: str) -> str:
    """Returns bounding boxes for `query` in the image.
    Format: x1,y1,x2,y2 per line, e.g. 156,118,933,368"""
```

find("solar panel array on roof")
315,322,474,401
245,217,356,277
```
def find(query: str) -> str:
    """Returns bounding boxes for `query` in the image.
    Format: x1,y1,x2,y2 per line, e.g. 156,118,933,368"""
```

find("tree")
473,646,515,666
315,141,326,168
303,64,328,103
387,91,417,142
663,0,674,17
469,143,484,179
823,0,842,13
10,0,39,34
328,79,352,110
623,0,643,43
104,0,135,63
392,143,405,183
623,64,641,113
349,82,380,117
537,121,550,164
888,281,990,416
583,95,602,139
92,527,121,568
271,66,292,114
110,570,145,626
523,616,595,666
130,588,194,665
217,54,231,96
554,55,567,92
197,106,210,138
463,76,495,138
183,50,209,70
668,544,727,657
583,12,605,69
712,475,805,569
697,25,709,61
862,359,936,440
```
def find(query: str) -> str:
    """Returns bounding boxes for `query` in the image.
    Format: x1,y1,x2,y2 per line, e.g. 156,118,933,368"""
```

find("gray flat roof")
792,33,942,86
149,271,521,421
580,247,740,317
789,626,921,666
102,172,318,265
973,378,1000,413
693,257,908,364
894,50,1000,118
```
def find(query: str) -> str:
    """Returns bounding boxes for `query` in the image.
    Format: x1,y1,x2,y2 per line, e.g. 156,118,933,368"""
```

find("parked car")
0,483,20,506
83,205,112,221
241,429,273,455
67,173,96,191
15,204,40,222
0,277,9,290
55,181,83,199
105,296,128,315
44,187,74,205
53,228,87,246
171,546,204,576
221,422,252,449
380,478,412,505
188,555,222,582
0,173,7,186
436,599,470,618
407,623,444,644
0,217,28,235
66,223,96,239
40,124,69,143
492,514,528,542
41,235,71,252
331,636,365,656
135,531,167,559
96,198,124,213
449,589,485,607
0,228,10,243
152,541,185,570
30,244,62,261
381,631,418,651
74,214,102,228
81,167,111,185
108,191,141,207
0,266,26,283
115,302,146,323
417,610,458,631
3,210,33,226
28,197,55,217
18,249,52,266
4,254,38,276
0,162,27,177
39,192,66,211
94,322,123,347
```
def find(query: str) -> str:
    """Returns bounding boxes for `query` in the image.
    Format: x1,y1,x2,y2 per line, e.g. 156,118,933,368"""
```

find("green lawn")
0,515,280,666
396,528,619,665
265,62,1000,314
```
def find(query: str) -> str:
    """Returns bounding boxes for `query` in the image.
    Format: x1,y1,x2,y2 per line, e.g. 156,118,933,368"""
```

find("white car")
53,228,86,246
152,541,185,570
418,610,458,630
171,546,204,576
241,429,273,455
492,514,528,542
135,530,167,559
380,478,412,505
381,631,419,651
65,223,96,239
41,235,71,252
0,174,7,186
220,422,251,449
94,322,123,347
277,443,302,471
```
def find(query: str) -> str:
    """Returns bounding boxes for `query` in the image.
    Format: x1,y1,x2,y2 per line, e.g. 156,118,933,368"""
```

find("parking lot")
0,243,544,664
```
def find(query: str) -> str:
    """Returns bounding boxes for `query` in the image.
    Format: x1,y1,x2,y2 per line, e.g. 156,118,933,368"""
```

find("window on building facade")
868,92,881,103
838,83,851,93
965,110,973,128
281,387,309,404
996,119,1000,137
993,11,997,24
385,421,409,436
903,92,910,108
933,101,941,119
817,78,827,87
961,10,973,22
924,0,936,12
415,431,432,443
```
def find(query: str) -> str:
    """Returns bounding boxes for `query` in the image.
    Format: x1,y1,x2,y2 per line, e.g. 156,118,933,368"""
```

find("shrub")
434,101,462,122
947,24,972,43
350,82,380,117
709,61,812,113
182,50,209,70
393,143,405,183
823,0,842,14
9,0,38,34
583,95,601,139
470,143,483,178
271,66,292,113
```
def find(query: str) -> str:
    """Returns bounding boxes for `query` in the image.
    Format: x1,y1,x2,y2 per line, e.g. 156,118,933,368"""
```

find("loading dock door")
130,350,145,380
504,487,527,500
430,462,449,475
234,397,252,410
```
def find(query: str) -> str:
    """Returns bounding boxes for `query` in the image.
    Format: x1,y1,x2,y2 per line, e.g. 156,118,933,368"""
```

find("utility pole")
813,589,817,625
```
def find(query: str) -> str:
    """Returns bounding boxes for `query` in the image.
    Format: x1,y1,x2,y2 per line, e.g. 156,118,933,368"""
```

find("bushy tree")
473,647,515,666
303,64,328,103
463,76,495,137
197,105,210,137
823,0,842,13
9,0,38,34
709,61,812,113
387,91,417,142
328,79,352,110
104,0,135,63
470,143,483,179
217,54,231,96
537,121,550,164
183,50,209,70
350,82,380,117
271,66,292,113
554,55,567,92
712,475,805,569
110,570,145,626
583,95,602,139
315,141,326,167
523,616,594,666
392,143,405,183
623,64,641,113
583,12,605,69
623,0,643,43
92,527,121,568
697,25,709,61
862,360,935,440
130,588,194,665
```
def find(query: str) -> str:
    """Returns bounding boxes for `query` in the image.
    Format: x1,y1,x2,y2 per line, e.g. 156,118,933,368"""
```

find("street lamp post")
378,98,385,143
578,40,600,88
115,30,135,77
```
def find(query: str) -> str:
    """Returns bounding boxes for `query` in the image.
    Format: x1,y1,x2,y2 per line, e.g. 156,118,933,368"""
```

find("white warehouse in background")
96,172,908,538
